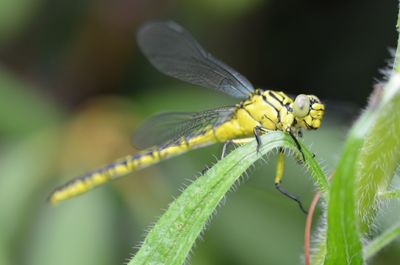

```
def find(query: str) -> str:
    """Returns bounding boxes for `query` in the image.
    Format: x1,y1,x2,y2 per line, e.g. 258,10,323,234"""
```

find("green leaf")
325,137,364,265
365,224,400,260
321,90,380,265
356,91,400,234
316,67,400,265
129,131,328,265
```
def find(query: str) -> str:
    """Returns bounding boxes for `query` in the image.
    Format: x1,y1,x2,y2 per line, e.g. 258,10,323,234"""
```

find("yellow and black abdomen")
49,152,156,204
49,127,228,204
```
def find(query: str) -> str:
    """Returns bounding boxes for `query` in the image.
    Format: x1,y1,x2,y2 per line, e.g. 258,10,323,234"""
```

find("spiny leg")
203,138,252,174
288,131,306,162
253,126,266,153
221,140,233,159
274,148,308,214
202,140,236,174
221,138,255,159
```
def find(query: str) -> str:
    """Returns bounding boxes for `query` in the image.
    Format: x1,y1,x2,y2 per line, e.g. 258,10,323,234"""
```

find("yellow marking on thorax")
243,94,278,128
213,90,295,141
241,91,286,130
231,107,260,136
278,106,296,131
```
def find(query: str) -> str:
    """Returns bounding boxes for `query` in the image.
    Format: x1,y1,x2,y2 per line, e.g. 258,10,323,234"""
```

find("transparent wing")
132,107,235,150
137,21,254,99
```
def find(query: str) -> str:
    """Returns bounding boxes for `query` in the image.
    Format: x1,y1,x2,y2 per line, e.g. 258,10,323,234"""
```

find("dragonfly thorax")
238,90,324,135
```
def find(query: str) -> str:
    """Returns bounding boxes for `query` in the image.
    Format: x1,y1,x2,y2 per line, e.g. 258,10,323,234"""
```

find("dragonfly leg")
253,126,266,153
274,148,308,214
221,140,233,159
204,138,253,173
288,131,306,162
221,138,255,159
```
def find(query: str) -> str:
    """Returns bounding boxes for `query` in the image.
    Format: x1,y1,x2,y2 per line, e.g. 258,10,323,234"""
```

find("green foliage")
365,224,400,260
313,77,400,265
129,132,328,265
129,72,400,264
130,76,400,265
325,137,364,265
0,70,62,136
356,93,400,233
0,0,42,41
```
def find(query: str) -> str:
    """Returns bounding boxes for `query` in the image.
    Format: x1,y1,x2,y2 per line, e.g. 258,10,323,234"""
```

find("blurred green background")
0,0,399,264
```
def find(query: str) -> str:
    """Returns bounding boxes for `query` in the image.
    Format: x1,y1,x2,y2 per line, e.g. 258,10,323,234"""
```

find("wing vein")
132,107,235,150
137,21,254,99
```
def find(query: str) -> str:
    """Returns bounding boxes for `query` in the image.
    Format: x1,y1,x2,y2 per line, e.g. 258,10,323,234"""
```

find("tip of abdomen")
48,172,110,205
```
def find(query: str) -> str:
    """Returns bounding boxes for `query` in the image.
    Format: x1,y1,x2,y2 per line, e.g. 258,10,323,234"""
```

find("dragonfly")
49,21,325,211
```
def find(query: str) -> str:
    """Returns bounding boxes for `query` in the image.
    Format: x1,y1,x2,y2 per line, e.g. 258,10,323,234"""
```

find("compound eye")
293,94,310,118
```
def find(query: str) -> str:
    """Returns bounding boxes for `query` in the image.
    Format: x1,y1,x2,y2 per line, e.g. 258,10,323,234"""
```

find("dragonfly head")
292,94,325,130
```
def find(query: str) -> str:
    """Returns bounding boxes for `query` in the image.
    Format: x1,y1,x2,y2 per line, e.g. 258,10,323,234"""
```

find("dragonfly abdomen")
49,156,138,204
49,133,221,204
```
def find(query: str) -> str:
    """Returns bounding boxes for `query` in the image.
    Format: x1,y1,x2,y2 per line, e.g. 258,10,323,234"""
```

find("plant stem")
356,88,400,234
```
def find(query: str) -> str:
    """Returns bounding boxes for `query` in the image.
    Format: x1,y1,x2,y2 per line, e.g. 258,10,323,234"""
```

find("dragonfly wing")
132,107,235,150
137,21,254,99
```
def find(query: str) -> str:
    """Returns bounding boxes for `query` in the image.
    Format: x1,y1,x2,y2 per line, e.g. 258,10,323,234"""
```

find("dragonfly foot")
275,181,308,214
